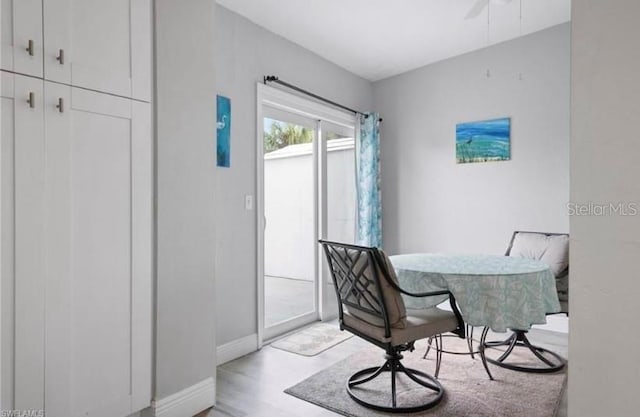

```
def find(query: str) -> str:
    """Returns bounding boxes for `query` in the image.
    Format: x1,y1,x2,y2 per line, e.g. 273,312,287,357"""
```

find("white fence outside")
264,138,356,282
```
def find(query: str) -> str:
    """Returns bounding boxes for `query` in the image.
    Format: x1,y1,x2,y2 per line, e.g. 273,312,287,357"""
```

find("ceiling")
216,0,571,81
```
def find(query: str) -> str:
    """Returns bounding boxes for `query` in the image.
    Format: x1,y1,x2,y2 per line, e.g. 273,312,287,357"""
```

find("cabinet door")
44,83,152,417
43,0,151,101
1,72,46,411
1,0,44,77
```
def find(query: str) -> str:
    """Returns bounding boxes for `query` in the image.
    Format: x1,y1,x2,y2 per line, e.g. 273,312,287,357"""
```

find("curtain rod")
263,75,382,122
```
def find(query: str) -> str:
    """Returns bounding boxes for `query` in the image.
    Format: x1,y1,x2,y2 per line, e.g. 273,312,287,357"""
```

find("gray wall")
570,1,640,416
214,6,372,345
373,24,570,256
154,0,217,401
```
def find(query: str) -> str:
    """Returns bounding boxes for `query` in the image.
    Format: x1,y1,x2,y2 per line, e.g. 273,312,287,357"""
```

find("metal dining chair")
482,231,569,373
319,240,465,413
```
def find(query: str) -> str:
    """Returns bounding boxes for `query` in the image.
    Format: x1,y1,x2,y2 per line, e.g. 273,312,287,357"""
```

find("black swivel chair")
482,231,569,374
319,240,465,413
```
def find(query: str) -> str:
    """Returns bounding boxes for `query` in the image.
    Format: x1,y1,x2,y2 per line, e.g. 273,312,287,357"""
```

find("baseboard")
141,377,215,417
216,333,258,365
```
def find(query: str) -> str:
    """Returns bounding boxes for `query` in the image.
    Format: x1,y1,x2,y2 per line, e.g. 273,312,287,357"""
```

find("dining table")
389,253,561,332
389,253,563,379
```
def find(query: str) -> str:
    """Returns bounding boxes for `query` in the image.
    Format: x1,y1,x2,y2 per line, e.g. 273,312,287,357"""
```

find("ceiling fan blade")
465,0,490,20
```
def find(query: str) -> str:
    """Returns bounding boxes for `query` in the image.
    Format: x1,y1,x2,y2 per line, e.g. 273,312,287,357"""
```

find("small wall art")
456,117,510,164
217,95,231,167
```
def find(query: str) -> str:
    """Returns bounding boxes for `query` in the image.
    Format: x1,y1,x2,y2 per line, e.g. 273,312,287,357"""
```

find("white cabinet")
1,72,46,412
1,0,44,77
1,76,152,417
42,83,152,417
1,1,152,415
1,0,151,101
43,0,152,101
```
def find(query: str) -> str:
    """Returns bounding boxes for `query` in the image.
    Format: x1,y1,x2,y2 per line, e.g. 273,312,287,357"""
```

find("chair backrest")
505,231,569,277
506,231,569,313
319,240,407,339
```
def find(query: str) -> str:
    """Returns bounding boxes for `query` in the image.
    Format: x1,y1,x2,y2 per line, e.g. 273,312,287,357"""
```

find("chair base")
423,326,494,380
347,350,444,413
424,325,478,359
481,329,566,376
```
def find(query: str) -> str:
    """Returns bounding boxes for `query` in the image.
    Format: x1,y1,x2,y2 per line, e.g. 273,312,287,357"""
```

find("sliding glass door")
257,84,356,343
319,122,357,317
262,111,318,338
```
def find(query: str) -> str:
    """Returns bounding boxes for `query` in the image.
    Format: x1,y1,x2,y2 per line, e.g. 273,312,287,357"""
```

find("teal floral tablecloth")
389,254,561,332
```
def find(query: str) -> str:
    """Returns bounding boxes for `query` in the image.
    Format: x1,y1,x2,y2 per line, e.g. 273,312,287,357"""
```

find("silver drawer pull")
27,92,35,108
56,98,64,113
26,40,35,56
56,49,65,65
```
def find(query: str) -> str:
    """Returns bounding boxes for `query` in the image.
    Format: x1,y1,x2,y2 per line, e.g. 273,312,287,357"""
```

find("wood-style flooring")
198,324,568,417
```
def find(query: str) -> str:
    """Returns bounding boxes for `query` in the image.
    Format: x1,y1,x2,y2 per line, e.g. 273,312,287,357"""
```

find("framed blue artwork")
456,117,510,164
217,95,231,167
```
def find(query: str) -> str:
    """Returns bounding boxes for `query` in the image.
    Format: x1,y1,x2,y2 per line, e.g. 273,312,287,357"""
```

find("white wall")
214,5,372,346
264,146,355,281
326,146,357,244
264,151,315,281
373,24,570,256
154,0,216,408
569,1,640,416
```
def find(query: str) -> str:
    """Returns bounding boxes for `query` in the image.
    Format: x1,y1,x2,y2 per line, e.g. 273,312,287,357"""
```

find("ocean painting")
456,117,510,164
217,95,231,167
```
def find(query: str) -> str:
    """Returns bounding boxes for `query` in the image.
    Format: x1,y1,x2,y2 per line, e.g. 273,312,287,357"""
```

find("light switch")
245,195,253,210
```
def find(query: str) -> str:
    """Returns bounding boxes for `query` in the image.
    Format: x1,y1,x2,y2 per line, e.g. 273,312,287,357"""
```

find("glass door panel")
320,122,356,318
324,123,356,243
263,113,317,332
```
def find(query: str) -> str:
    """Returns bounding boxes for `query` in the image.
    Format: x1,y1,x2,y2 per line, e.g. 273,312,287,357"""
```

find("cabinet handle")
56,49,65,65
27,92,35,108
26,40,35,56
56,98,64,113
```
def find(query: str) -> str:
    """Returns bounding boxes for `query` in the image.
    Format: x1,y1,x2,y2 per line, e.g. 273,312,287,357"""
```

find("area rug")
271,323,353,356
285,336,566,416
